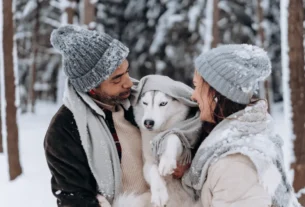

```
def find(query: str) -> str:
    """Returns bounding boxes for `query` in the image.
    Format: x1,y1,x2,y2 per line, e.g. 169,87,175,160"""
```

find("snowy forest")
0,0,305,206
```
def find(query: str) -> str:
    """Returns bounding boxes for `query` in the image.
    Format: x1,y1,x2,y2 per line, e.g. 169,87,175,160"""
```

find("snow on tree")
94,0,282,89
51,0,79,105
14,0,63,112
218,0,255,44
11,0,286,106
263,0,282,102
217,0,282,102
96,0,214,84
281,0,305,204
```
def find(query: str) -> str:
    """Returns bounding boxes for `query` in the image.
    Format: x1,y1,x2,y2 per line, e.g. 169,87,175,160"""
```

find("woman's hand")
172,163,191,179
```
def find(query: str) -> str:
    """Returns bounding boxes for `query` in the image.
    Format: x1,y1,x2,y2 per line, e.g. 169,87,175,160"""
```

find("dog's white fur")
113,91,201,207
111,193,152,207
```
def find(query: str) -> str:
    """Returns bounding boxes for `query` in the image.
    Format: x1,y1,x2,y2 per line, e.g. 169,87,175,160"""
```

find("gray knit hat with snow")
50,25,129,92
195,44,271,104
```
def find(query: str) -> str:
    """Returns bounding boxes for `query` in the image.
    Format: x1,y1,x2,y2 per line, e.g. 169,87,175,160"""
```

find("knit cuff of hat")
195,54,252,104
70,39,130,92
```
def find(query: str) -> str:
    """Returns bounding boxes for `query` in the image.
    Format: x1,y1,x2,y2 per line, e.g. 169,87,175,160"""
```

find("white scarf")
182,101,301,207
63,80,122,203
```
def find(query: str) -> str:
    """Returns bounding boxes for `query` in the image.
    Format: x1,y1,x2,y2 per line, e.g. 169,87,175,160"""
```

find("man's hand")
172,163,191,179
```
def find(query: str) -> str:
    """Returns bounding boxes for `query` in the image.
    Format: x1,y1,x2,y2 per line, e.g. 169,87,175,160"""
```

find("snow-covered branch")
42,17,61,28
14,32,33,40
296,188,305,199
23,0,37,18
188,0,206,32
50,0,77,11
202,0,214,52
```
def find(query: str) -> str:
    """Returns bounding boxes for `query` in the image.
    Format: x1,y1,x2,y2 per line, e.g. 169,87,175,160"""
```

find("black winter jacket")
44,105,136,207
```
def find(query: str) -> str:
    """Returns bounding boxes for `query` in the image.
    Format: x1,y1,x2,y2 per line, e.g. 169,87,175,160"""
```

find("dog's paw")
158,154,177,177
96,194,111,207
151,182,169,207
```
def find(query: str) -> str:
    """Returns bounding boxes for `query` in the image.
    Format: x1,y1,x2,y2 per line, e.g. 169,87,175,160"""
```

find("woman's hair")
200,77,247,133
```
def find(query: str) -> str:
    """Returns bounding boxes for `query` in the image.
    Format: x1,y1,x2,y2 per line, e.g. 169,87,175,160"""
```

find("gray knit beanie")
195,44,271,104
50,25,129,92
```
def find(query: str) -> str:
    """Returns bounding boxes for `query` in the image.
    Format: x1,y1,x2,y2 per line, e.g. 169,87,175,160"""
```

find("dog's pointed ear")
130,76,149,106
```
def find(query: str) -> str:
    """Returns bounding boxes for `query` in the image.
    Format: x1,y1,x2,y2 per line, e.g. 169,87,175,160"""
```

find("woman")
182,44,301,207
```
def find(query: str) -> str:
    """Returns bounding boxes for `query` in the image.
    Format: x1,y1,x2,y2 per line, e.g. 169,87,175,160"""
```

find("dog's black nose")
144,120,155,129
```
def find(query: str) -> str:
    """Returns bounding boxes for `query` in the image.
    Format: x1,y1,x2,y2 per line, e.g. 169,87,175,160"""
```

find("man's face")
92,59,133,105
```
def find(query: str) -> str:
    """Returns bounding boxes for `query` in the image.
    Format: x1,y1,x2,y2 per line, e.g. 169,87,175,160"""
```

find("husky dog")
111,90,201,207
129,91,201,207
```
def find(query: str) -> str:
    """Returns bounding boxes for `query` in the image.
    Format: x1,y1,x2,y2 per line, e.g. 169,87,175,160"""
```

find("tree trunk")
83,0,95,28
29,0,40,113
257,0,271,112
211,0,219,48
66,0,76,24
257,0,265,47
288,0,305,205
3,0,22,180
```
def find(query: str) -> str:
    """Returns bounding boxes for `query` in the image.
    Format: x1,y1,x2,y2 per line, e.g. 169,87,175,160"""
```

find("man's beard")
95,90,130,106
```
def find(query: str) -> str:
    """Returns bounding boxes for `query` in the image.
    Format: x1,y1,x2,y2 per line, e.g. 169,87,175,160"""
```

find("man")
44,25,186,207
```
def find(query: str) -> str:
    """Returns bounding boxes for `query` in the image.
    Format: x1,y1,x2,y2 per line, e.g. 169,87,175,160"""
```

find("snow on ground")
0,101,58,207
0,101,295,207
271,102,295,183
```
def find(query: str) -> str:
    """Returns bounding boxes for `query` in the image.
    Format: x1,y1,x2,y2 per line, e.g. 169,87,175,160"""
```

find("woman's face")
191,71,216,123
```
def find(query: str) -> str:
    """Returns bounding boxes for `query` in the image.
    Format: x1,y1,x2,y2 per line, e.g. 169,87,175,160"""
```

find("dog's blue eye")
160,102,168,106
143,102,148,105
